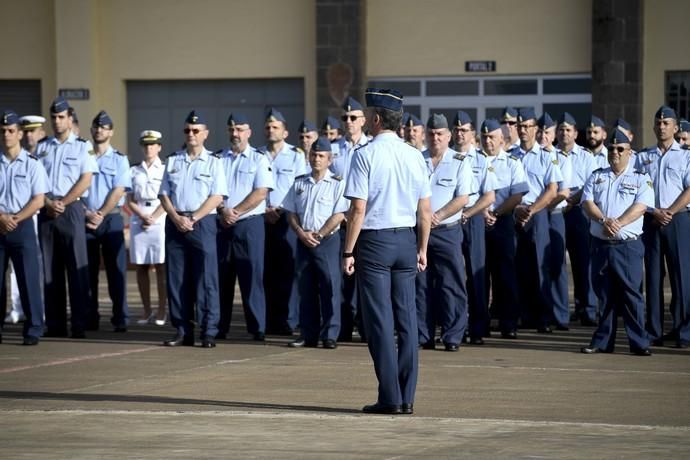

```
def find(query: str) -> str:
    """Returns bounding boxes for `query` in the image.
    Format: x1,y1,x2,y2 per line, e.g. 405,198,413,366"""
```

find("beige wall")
642,0,690,145
0,0,56,114
366,0,592,78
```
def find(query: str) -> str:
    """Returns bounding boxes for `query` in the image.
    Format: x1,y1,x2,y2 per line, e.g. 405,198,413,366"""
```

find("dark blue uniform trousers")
516,209,552,329
485,214,521,333
565,205,598,322
86,213,129,329
589,238,649,352
548,211,570,327
1,219,43,338
357,227,418,407
296,232,341,342
338,226,361,341
462,213,489,338
165,215,220,338
39,201,90,335
643,212,690,343
416,224,466,346
264,214,299,331
217,215,266,336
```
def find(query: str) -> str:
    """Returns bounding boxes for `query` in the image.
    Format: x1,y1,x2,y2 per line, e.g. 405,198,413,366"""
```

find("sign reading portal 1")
58,88,90,100
465,61,496,72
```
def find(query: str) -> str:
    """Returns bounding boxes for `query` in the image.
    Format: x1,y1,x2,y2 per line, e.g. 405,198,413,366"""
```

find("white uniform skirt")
129,206,166,265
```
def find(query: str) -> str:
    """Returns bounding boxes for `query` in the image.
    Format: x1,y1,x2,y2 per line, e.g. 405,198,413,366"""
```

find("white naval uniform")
128,157,166,264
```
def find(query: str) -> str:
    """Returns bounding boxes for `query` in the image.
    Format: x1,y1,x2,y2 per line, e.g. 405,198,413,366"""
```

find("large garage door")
0,80,42,118
126,79,304,162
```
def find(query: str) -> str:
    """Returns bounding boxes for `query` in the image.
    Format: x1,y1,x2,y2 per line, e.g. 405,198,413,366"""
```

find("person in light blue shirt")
636,106,690,348
586,115,609,170
483,119,529,338
284,137,348,349
343,88,431,415
159,110,227,348
36,96,98,339
84,110,131,332
510,109,563,333
215,112,273,341
581,128,653,356
261,107,307,336
451,110,498,345
0,110,49,345
416,114,475,352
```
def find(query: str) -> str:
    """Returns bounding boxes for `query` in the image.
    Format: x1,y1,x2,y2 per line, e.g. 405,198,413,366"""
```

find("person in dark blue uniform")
284,137,348,349
343,88,431,415
215,113,273,341
0,110,49,345
581,128,654,356
262,108,307,336
84,110,131,332
482,119,529,339
159,110,227,348
36,96,98,339
416,114,475,352
636,106,690,348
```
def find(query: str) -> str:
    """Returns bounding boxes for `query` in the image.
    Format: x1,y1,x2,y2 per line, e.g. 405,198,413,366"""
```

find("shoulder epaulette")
293,146,305,154
592,167,605,173
332,175,343,181
28,153,38,161
634,169,646,175
131,161,143,168
354,142,367,152
509,155,520,161
37,136,48,144
166,151,178,159
212,149,224,158
453,153,465,161
478,150,488,157
113,149,126,156
76,137,88,143
295,173,310,180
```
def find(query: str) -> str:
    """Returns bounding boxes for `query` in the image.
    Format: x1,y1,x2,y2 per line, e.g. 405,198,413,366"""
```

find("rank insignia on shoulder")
88,149,96,155
294,147,305,154
478,150,488,157
333,175,343,181
647,180,653,187
552,159,559,165
453,153,465,161
77,137,88,143
644,159,653,165
487,166,495,172
114,149,126,156
509,155,519,161
594,178,604,184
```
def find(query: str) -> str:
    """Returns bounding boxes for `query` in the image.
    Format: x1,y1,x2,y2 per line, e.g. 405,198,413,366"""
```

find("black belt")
108,207,121,215
431,220,461,231
176,211,195,217
594,236,638,245
361,227,412,233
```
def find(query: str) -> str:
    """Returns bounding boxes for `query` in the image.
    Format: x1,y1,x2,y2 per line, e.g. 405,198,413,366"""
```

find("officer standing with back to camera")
416,113,475,352
36,96,98,339
84,110,131,332
343,88,431,415
159,110,227,348
284,136,348,349
0,110,49,345
215,113,273,342
636,106,690,349
580,128,653,356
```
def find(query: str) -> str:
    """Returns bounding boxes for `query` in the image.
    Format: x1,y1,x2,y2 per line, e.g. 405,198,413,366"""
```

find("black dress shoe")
651,338,664,347
362,402,402,414
581,346,602,354
444,342,459,352
469,337,484,345
22,336,39,346
501,330,517,339
201,336,216,348
113,326,127,333
322,339,337,349
164,334,194,347
252,332,265,342
632,348,652,356
44,329,68,338
71,331,86,339
580,317,598,327
537,326,553,334
674,340,689,349
419,340,435,350
555,323,569,331
288,338,317,348
401,403,414,415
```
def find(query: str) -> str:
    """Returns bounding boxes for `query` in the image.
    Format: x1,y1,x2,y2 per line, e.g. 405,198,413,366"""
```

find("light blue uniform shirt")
330,135,368,180
454,148,499,208
159,148,227,213
590,146,609,170
552,149,575,211
345,132,431,230
282,171,349,232
635,141,690,209
216,145,274,219
84,146,131,210
511,144,563,205
262,142,307,208
581,161,654,240
423,148,476,224
487,151,529,210
0,149,49,213
564,144,597,191
35,132,98,198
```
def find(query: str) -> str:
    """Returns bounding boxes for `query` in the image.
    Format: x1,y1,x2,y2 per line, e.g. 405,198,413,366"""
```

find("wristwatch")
598,217,606,224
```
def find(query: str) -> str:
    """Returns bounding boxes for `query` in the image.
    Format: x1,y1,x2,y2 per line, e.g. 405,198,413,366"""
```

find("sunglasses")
610,146,628,153
502,120,517,126
341,115,363,122
183,128,202,135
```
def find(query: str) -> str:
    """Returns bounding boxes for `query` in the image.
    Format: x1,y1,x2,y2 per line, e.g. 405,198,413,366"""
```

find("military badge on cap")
185,110,206,125
452,110,473,127
1,110,19,126
227,112,250,127
655,105,677,121
50,96,70,114
613,118,632,132
558,112,577,127
481,119,501,133
405,113,422,127
608,127,631,145
589,115,605,128
679,118,690,133
501,107,518,121
139,130,163,145
537,112,556,129
19,115,46,130
517,107,536,123
321,116,341,131
312,136,332,152
92,110,113,128
342,96,363,113
364,88,403,111
299,120,317,133
265,107,286,123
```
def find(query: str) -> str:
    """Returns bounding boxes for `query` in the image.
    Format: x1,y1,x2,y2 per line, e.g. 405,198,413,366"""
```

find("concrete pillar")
315,0,366,124
591,0,643,146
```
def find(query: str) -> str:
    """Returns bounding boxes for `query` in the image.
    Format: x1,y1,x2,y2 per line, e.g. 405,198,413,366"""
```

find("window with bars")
666,71,690,120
